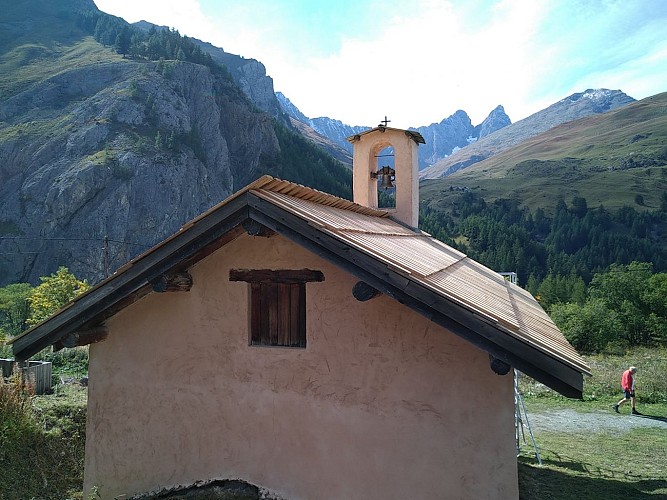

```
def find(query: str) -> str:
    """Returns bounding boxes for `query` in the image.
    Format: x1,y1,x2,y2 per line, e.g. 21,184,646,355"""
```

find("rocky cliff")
0,57,280,285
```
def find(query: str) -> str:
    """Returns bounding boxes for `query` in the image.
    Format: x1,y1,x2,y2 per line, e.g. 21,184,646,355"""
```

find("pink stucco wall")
84,233,518,499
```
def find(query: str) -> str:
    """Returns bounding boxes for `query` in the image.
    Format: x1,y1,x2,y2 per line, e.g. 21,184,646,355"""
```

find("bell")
379,173,394,189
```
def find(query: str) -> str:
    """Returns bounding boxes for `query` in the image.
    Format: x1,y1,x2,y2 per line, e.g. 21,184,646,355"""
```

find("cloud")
95,0,219,42
275,0,551,127
94,0,667,128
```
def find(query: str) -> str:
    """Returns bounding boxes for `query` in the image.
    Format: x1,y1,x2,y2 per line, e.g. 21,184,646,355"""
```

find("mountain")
0,0,350,286
418,91,667,289
420,89,636,179
414,106,511,169
420,91,667,214
276,92,363,164
132,20,287,122
475,105,512,139
276,93,512,169
275,92,309,123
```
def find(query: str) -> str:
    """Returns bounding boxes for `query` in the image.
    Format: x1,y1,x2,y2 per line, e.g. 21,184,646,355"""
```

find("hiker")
613,366,640,415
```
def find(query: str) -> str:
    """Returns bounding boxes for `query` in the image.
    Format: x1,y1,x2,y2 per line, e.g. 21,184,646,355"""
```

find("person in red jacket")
613,366,640,415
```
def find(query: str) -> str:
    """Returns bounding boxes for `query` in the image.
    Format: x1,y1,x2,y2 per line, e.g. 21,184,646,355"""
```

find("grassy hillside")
0,0,123,99
421,92,667,215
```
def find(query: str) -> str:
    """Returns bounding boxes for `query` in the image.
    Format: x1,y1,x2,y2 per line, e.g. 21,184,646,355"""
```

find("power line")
0,236,154,282
0,236,149,247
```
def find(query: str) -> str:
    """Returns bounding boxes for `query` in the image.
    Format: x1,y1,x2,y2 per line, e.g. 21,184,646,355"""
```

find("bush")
0,377,86,498
519,347,667,404
0,375,36,442
0,331,12,358
550,298,623,354
39,347,89,381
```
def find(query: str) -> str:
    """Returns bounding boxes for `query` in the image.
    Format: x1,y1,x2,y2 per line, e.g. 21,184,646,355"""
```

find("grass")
521,346,667,404
519,401,667,499
518,347,667,499
0,0,126,98
420,92,667,215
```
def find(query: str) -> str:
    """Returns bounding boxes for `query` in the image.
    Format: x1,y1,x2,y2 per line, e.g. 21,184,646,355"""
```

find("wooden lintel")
230,269,324,284
61,325,109,348
352,281,382,302
242,219,275,237
151,272,193,292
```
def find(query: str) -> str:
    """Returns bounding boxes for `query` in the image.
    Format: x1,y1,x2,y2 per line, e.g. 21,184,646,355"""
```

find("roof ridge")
252,177,390,217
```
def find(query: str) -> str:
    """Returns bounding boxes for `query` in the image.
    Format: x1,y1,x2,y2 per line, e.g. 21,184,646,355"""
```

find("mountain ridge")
276,92,512,169
420,89,636,179
420,91,667,215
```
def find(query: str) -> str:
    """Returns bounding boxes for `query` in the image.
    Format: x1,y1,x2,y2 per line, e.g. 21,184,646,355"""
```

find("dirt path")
527,407,667,433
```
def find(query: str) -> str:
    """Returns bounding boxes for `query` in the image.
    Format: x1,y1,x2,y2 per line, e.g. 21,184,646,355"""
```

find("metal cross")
379,116,391,127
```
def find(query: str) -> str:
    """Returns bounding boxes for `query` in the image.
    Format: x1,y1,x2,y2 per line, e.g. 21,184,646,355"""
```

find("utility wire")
0,236,150,247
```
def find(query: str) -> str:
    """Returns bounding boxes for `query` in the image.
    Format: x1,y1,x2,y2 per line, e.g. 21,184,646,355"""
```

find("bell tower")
347,121,425,228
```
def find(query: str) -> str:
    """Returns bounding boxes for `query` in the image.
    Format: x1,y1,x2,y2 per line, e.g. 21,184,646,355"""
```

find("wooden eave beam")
245,193,584,399
352,281,382,302
151,272,193,292
61,325,109,348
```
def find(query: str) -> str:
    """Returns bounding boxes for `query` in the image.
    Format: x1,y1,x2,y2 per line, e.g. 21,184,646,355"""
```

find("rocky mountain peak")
560,88,633,113
276,93,514,171
476,105,511,139
276,92,309,123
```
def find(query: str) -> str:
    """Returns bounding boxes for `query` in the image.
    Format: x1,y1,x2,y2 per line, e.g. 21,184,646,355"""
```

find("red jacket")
621,369,634,391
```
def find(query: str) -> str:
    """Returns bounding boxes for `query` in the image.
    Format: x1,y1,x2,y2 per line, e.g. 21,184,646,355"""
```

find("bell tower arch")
347,123,425,228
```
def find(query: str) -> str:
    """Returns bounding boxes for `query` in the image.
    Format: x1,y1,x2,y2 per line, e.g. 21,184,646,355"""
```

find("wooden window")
230,269,324,347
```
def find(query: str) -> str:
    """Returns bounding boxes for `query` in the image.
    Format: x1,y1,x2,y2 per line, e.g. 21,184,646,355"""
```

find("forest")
419,191,667,352
76,9,220,71
420,190,667,289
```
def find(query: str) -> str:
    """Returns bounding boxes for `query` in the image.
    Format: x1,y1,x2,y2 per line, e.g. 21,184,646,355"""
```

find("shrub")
0,377,86,498
0,375,36,441
550,298,623,354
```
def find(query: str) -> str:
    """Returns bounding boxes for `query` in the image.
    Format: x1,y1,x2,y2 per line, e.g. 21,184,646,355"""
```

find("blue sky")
94,0,667,128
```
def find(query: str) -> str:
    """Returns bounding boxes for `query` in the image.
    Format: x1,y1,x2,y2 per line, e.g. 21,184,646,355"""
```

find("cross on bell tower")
378,116,391,127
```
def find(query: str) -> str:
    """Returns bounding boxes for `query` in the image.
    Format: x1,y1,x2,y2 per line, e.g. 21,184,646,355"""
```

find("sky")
93,0,667,129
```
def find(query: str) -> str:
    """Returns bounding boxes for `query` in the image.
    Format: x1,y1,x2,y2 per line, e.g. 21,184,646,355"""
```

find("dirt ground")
526,407,667,434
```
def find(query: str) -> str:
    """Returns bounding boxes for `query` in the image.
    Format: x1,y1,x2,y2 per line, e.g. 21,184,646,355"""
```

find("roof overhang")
346,126,425,145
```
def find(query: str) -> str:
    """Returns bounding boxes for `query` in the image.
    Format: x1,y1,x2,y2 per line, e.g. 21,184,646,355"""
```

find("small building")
12,125,590,499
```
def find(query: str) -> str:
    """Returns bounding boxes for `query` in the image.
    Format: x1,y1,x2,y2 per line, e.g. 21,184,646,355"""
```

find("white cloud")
95,0,219,43
273,0,552,127
94,0,667,128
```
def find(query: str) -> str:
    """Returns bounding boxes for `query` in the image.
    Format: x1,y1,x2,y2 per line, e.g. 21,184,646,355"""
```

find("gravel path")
526,407,667,433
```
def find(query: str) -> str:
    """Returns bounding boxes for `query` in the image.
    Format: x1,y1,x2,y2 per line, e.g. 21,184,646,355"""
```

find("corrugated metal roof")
253,186,590,375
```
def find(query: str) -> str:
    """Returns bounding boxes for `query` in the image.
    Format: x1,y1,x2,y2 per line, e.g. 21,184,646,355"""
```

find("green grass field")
519,400,667,499
518,347,667,499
